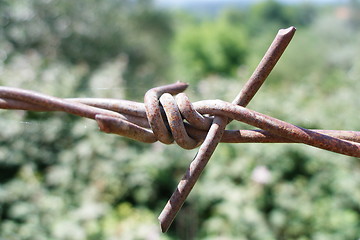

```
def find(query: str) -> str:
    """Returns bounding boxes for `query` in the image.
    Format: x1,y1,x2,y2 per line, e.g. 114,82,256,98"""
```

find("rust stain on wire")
0,26,359,232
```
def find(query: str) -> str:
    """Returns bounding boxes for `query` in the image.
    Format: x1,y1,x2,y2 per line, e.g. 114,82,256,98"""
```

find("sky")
155,0,345,5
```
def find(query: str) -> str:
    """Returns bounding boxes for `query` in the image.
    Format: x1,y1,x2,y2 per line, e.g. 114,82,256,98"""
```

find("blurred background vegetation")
1,0,360,239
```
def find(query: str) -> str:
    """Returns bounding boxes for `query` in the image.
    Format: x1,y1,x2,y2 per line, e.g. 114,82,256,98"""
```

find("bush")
172,15,247,83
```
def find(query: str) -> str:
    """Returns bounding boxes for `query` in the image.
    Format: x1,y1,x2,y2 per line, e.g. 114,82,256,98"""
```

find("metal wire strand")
3,88,359,146
158,26,298,232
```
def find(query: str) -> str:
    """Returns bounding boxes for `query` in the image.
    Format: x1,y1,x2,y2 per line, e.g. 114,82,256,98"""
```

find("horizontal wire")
1,86,360,153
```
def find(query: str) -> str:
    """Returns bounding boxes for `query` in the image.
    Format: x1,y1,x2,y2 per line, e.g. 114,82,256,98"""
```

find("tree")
0,0,174,98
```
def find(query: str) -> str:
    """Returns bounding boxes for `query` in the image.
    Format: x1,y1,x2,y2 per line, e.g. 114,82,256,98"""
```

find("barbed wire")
1,84,359,154
1,26,359,232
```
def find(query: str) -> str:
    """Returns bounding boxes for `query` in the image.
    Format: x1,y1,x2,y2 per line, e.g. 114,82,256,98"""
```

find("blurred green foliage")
245,0,317,34
0,0,173,99
171,13,247,83
1,0,360,239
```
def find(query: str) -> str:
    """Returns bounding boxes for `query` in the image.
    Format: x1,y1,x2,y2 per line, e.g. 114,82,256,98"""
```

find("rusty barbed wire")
2,84,360,153
0,26,360,232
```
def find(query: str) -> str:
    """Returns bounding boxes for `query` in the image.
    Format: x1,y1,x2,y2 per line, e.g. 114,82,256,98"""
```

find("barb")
158,26,297,232
0,26,359,233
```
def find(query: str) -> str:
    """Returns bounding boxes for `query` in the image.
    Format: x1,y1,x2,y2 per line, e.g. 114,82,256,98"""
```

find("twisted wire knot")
96,82,210,149
145,82,210,149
